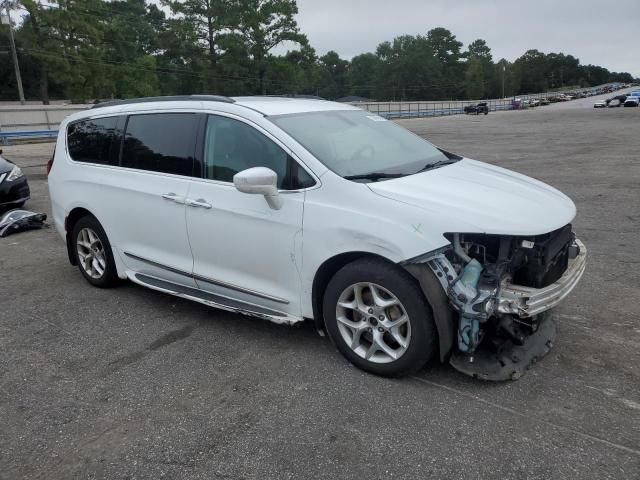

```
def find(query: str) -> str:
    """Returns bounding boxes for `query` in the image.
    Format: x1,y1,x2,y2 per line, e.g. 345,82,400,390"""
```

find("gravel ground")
1,91,639,479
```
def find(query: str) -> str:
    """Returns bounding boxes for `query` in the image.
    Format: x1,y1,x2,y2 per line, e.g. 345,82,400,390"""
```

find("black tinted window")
290,160,316,189
67,117,118,165
121,113,198,176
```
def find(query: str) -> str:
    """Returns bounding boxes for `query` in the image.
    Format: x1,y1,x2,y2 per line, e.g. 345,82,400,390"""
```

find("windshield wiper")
344,172,406,182
415,159,457,173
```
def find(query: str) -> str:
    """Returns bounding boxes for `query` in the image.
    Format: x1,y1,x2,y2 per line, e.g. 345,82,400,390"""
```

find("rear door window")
121,113,199,176
67,117,119,165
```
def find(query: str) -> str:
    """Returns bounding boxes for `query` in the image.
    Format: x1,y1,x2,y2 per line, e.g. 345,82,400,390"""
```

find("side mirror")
233,167,283,210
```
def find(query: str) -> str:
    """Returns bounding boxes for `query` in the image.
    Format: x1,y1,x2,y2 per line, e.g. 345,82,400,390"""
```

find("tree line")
0,0,636,103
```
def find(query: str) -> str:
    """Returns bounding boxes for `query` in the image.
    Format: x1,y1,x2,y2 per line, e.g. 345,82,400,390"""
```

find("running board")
133,273,290,321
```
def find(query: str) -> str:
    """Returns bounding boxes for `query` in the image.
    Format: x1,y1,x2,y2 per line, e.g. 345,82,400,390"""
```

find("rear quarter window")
67,117,119,165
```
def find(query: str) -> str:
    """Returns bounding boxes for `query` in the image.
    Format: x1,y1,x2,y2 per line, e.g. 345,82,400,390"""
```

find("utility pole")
1,2,25,104
502,63,505,98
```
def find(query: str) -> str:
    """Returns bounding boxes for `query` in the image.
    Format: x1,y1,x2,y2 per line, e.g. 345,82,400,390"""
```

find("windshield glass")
269,110,455,180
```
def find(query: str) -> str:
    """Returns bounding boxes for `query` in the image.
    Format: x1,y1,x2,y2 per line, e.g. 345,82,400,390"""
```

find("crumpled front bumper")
496,239,587,318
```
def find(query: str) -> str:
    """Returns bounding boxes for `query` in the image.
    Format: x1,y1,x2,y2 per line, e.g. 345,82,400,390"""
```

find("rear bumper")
496,239,586,317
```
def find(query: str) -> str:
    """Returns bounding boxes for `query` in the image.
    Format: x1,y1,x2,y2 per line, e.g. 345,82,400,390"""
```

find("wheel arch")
311,251,392,332
404,263,456,362
64,207,95,265
311,251,456,363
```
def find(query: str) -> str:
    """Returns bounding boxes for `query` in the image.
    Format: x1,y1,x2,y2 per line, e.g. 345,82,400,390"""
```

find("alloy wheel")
335,282,411,364
76,227,107,279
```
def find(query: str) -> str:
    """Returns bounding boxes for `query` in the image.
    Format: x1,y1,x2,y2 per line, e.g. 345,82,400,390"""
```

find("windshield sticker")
366,115,387,122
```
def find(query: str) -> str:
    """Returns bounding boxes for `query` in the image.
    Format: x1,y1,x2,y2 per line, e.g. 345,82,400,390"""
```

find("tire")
323,257,436,377
71,215,120,288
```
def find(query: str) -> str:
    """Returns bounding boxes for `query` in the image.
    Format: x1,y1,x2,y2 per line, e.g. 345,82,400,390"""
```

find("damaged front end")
408,225,586,381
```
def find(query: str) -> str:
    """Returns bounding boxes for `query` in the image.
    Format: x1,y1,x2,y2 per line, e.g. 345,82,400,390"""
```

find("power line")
20,47,308,90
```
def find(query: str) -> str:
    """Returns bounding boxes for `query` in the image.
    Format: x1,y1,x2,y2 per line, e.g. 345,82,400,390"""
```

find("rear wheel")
71,215,119,288
323,258,436,377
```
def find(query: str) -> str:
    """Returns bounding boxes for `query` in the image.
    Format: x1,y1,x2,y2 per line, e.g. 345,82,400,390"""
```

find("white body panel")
185,177,305,316
49,97,578,324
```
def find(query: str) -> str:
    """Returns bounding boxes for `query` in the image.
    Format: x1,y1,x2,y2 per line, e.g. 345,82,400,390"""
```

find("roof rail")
266,94,326,100
91,95,235,109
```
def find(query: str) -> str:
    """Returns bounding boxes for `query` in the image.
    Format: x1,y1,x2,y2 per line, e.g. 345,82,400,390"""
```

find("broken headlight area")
415,225,585,380
0,209,47,237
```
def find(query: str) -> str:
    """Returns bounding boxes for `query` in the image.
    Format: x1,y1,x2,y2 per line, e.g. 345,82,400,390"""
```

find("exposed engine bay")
413,224,586,380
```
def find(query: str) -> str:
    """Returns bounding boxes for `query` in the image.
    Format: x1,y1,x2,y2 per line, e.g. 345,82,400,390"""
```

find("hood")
367,158,576,236
0,155,15,174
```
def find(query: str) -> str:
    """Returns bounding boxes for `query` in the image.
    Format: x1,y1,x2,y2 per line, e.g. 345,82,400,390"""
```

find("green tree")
238,0,305,94
465,57,484,99
100,0,165,97
163,0,243,92
19,0,113,102
425,27,463,98
279,42,319,95
374,35,442,100
349,53,379,99
514,49,547,94
316,50,349,99
491,59,520,98
465,39,493,98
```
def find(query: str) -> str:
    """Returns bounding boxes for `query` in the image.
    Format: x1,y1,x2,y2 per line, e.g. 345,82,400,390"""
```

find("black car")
463,102,489,115
0,150,30,209
606,95,627,106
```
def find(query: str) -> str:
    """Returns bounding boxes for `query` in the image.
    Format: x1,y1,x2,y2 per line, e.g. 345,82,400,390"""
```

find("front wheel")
323,258,436,377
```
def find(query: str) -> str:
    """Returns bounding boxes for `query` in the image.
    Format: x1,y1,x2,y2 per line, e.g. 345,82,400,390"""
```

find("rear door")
105,112,200,286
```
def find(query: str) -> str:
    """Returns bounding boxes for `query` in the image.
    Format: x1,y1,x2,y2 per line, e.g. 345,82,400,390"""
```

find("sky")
284,0,640,77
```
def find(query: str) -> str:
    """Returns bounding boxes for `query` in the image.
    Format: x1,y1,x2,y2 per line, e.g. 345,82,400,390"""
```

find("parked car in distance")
606,95,627,106
0,150,30,210
539,98,551,106
529,99,541,107
607,99,622,108
623,96,639,107
48,95,586,381
463,102,489,115
593,100,607,108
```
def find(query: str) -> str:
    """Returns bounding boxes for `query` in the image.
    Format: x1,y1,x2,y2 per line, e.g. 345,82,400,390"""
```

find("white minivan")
48,95,586,380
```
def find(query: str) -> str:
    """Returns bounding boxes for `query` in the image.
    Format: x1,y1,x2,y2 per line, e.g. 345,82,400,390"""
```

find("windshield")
269,110,456,181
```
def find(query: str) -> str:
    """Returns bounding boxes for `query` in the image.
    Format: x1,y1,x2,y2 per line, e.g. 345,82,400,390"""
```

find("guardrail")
0,129,58,145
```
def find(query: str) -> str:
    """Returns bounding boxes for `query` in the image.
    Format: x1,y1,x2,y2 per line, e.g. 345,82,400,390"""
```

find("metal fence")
348,85,613,119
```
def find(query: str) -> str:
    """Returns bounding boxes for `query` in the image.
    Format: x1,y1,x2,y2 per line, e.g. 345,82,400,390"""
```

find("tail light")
46,148,55,175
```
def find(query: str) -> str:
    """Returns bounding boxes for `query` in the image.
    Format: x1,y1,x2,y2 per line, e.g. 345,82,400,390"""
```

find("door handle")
185,198,212,209
161,193,186,204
